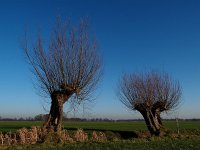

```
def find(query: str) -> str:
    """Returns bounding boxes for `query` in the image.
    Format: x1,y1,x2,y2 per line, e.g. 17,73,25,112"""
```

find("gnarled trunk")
153,109,163,126
43,92,69,132
140,110,162,136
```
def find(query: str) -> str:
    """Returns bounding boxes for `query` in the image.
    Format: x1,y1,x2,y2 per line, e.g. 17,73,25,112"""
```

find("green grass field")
0,120,199,132
0,120,199,149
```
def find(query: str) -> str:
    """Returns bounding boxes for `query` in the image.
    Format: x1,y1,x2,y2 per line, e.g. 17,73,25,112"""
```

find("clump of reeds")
0,132,17,146
74,129,88,142
0,132,3,145
17,127,39,144
17,128,27,144
59,130,73,143
92,131,107,142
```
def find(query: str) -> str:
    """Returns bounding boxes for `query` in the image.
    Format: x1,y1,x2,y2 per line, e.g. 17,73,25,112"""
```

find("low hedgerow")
0,127,116,146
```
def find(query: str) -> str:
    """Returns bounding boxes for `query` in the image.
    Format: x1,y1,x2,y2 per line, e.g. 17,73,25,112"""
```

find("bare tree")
118,71,181,136
24,18,102,131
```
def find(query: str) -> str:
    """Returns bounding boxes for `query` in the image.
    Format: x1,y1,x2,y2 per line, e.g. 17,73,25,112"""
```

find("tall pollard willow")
24,19,102,131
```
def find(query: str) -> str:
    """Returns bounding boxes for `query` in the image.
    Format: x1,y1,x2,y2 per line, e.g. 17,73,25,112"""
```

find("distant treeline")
0,115,199,122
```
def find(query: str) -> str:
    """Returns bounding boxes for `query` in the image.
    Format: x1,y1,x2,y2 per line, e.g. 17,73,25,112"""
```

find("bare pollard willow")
24,19,102,131
118,71,181,136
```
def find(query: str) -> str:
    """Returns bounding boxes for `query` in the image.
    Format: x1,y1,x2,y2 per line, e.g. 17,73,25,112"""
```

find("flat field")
0,120,199,150
0,120,199,132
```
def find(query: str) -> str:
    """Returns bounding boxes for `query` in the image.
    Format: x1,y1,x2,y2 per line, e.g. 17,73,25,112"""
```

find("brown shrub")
11,133,17,145
4,134,11,145
91,131,107,142
59,130,73,143
30,126,38,142
0,132,4,145
74,129,88,142
17,128,27,144
43,132,62,145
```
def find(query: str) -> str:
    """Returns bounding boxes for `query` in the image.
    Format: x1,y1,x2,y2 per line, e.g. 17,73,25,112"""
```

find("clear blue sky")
0,0,200,119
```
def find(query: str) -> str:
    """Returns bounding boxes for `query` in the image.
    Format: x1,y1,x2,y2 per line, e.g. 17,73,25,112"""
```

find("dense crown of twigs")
119,72,181,113
24,19,102,103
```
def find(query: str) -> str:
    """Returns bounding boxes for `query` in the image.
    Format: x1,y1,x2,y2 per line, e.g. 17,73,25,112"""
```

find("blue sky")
0,0,200,119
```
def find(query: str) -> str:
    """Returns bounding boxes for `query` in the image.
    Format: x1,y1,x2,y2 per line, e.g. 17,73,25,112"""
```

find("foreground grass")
4,138,200,150
0,121,199,149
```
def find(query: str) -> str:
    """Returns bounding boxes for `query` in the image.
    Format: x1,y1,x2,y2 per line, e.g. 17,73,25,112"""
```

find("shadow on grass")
0,125,140,139
64,127,139,139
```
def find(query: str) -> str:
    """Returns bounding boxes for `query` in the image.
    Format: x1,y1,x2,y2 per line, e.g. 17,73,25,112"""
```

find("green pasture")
0,120,200,149
0,120,199,132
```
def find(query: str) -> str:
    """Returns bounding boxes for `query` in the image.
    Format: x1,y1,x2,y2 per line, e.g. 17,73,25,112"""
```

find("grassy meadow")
0,120,199,149
0,120,199,132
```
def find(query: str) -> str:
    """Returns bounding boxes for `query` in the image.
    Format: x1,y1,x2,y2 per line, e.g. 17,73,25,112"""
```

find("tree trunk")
154,110,162,126
43,93,67,132
141,110,161,136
